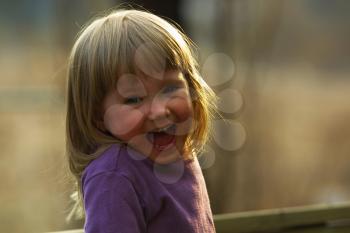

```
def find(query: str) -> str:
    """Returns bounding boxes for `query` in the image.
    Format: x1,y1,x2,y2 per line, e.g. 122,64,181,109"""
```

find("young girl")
66,9,217,233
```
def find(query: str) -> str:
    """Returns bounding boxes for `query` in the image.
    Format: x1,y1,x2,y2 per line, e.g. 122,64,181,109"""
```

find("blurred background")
1,0,350,232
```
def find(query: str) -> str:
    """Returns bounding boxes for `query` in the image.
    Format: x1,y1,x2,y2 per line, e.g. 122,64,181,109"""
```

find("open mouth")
146,124,176,151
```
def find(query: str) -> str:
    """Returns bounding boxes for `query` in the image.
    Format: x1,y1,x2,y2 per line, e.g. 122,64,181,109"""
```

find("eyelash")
123,86,181,104
124,97,143,105
163,85,180,94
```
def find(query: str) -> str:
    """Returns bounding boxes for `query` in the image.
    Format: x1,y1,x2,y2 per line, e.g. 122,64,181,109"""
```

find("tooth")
159,126,167,132
154,125,173,133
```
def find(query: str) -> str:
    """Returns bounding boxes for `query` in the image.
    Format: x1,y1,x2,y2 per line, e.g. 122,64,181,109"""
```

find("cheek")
168,97,194,122
103,104,144,139
168,98,196,136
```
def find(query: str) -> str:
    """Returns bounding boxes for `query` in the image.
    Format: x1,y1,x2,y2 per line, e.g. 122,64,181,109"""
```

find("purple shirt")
82,144,216,233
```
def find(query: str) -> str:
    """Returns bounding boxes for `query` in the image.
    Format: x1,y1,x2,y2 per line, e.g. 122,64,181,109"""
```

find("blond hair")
66,9,217,215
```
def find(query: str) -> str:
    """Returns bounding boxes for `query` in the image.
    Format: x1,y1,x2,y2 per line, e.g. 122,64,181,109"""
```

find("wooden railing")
214,202,350,233
48,202,350,233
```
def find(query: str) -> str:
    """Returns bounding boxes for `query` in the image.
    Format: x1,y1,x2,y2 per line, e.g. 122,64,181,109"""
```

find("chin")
149,148,180,164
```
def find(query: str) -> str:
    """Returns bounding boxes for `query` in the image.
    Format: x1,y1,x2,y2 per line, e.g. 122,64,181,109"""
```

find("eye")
163,85,180,94
124,96,143,105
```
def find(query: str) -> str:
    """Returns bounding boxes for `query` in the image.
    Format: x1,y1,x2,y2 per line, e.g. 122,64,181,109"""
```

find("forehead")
116,70,186,89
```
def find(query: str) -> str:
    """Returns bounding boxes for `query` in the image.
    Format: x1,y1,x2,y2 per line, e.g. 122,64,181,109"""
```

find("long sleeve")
83,172,147,233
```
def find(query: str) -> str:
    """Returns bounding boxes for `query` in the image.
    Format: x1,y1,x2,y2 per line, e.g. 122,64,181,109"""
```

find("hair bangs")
91,11,194,91
112,16,189,80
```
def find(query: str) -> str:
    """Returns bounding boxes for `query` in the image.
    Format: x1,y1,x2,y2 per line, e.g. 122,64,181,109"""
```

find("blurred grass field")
1,1,350,232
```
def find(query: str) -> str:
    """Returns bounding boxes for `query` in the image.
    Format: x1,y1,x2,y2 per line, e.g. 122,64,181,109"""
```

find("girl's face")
102,70,194,164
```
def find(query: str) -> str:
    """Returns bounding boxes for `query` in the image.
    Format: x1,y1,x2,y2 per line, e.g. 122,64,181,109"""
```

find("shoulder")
82,144,121,184
81,144,143,198
81,144,154,188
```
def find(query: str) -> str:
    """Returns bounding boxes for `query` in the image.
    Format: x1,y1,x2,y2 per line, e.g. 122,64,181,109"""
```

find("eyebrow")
116,75,142,90
117,70,186,93
119,77,139,86
165,72,187,84
143,70,186,82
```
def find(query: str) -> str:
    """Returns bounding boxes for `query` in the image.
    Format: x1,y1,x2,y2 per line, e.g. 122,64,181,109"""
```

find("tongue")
153,132,174,146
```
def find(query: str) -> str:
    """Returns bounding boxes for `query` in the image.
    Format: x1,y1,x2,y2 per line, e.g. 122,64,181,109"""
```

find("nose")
147,96,170,122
